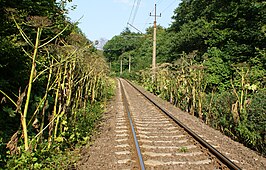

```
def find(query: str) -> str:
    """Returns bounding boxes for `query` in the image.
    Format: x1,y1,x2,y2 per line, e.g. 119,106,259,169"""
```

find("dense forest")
104,0,266,155
0,0,113,168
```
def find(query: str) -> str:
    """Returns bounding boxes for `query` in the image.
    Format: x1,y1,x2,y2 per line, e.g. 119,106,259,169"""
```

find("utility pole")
120,57,123,75
150,3,161,81
128,54,131,73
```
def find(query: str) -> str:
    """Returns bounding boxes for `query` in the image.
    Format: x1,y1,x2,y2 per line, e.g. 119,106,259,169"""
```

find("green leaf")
55,136,64,143
32,157,38,162
3,107,16,117
34,163,42,169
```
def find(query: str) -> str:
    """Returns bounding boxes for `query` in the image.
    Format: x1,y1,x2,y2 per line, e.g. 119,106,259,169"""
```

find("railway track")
116,78,241,170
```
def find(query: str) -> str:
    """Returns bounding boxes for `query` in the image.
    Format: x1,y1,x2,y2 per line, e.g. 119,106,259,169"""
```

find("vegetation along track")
118,78,241,170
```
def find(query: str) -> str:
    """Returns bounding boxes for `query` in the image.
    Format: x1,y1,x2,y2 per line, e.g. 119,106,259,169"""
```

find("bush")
203,91,236,134
239,89,266,154
3,101,107,169
62,102,104,147
5,144,79,170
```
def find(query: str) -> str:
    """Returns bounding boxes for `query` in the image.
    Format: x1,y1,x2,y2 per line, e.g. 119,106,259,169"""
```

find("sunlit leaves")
3,107,16,117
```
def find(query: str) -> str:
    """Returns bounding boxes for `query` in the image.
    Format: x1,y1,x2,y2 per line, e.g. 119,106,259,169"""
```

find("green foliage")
103,29,145,73
179,146,188,153
170,0,266,65
104,26,176,74
203,91,236,132
0,0,114,168
5,143,79,169
3,100,112,169
62,103,104,147
0,136,6,168
134,51,265,155
241,89,266,154
203,50,232,91
103,29,144,61
170,18,212,55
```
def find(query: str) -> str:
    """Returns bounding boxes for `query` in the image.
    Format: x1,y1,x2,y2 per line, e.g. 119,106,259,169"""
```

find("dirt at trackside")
77,85,119,170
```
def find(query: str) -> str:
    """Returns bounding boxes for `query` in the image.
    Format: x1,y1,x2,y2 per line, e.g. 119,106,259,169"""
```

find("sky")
66,0,182,41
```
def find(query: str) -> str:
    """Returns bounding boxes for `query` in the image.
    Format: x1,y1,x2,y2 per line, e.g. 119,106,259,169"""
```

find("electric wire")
142,16,152,31
142,1,157,31
157,0,164,6
142,0,179,30
127,0,143,33
161,0,178,14
129,0,179,33
128,0,137,25
131,0,141,24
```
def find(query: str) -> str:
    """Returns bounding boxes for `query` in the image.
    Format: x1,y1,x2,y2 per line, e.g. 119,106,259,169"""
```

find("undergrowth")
2,101,109,170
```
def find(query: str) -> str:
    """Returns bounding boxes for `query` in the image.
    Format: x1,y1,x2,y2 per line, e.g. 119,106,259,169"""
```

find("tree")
170,0,266,63
103,29,144,73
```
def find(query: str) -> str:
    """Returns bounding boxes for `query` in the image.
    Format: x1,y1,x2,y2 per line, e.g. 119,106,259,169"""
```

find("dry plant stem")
52,65,62,142
240,68,249,113
191,85,196,116
231,81,241,124
54,60,68,139
0,90,18,108
28,59,57,127
30,113,59,145
91,76,97,103
231,68,249,124
77,86,82,107
57,61,69,134
54,105,61,139
22,27,42,151
197,69,206,119
79,80,85,107
72,61,80,121
72,87,80,122
83,77,89,110
48,66,61,148
12,15,34,47
66,63,73,108
38,58,54,142
206,89,215,124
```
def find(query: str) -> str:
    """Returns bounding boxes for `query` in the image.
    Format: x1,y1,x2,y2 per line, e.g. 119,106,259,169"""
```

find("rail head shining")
119,79,146,170
125,79,241,170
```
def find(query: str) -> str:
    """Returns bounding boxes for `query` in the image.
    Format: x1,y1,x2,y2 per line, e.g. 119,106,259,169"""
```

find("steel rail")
119,79,146,170
125,79,241,170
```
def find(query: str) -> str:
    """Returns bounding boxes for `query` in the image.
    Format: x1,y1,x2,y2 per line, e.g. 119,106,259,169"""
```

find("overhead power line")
157,0,164,6
161,0,178,14
128,0,137,24
142,0,162,31
126,0,143,34
128,0,142,25
127,22,144,34
131,0,141,24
